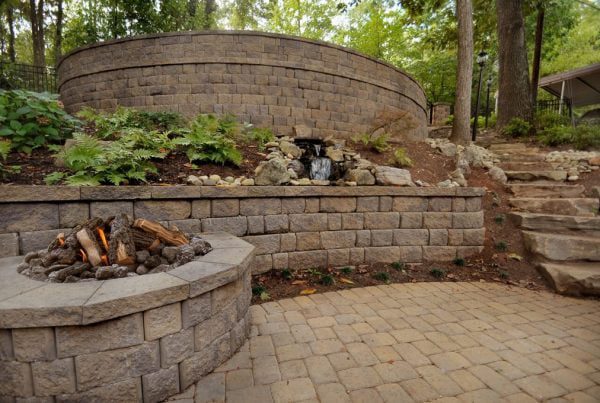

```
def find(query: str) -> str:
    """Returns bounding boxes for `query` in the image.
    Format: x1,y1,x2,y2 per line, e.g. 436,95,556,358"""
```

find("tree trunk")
7,6,16,62
54,0,63,65
496,0,532,128
202,0,216,29
450,0,474,145
530,2,545,109
29,0,45,67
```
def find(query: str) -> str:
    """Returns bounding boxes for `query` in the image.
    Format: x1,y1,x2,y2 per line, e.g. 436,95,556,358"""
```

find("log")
131,227,158,250
47,217,103,252
133,219,188,246
76,228,103,267
108,214,136,266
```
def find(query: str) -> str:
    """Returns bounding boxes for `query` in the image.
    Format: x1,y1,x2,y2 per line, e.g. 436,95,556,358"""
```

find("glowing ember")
101,255,109,265
79,249,88,263
97,228,109,251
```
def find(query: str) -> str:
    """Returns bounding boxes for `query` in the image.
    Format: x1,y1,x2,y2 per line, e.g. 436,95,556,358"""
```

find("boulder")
288,160,305,177
279,141,303,158
438,142,457,157
293,125,312,138
325,147,345,162
375,166,414,186
589,156,600,166
488,166,507,184
186,175,203,186
254,158,291,185
523,231,600,261
538,262,600,296
345,169,376,185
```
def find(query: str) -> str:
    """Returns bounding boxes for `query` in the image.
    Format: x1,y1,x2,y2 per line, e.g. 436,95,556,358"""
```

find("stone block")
423,246,457,261
213,331,232,365
182,293,212,328
342,213,364,230
289,214,328,232
0,203,58,233
423,213,452,229
457,246,484,258
12,328,56,362
142,364,180,403
19,229,69,254
428,197,452,212
448,230,464,246
240,198,282,215
56,377,142,402
400,213,422,229
364,247,399,263
0,233,19,257
297,232,321,251
379,196,393,212
243,234,280,255
265,215,289,233
56,313,144,358
273,253,289,270
212,199,240,217
357,197,379,212
364,212,400,229
212,279,243,314
429,229,449,246
463,228,486,245
328,214,342,230
179,348,218,390
250,254,273,275
349,248,365,264
305,198,320,213
202,217,248,237
356,230,371,247
166,219,201,234
321,231,356,249
58,203,89,227
465,197,482,212
328,249,350,267
281,233,297,252
134,201,191,220
371,230,393,246
393,229,429,246
453,212,484,229
90,201,133,219
282,198,305,214
392,197,427,212
320,197,356,213
0,361,33,397
398,246,423,262
247,216,265,234
194,302,237,351
191,200,211,218
31,358,76,396
452,198,466,212
74,342,160,391
0,329,13,360
288,251,327,269
144,303,182,341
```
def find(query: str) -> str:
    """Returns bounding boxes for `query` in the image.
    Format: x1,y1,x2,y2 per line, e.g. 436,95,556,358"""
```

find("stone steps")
497,162,555,171
523,231,600,261
508,183,585,198
505,170,567,182
510,212,600,237
537,262,600,296
497,154,547,162
509,198,599,217
488,143,535,151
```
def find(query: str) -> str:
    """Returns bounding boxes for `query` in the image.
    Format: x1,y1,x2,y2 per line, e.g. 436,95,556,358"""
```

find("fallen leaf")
300,288,317,295
291,280,307,285
339,277,355,284
508,253,523,261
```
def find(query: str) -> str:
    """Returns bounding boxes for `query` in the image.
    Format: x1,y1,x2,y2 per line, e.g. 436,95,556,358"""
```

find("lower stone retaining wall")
0,186,486,274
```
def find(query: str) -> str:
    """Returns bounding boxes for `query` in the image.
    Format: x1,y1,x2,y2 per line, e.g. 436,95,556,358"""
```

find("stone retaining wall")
0,186,486,273
0,233,254,402
57,31,427,141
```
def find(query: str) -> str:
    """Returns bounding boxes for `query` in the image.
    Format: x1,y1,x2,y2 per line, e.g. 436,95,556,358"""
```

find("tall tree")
54,0,63,64
202,0,217,29
530,1,544,108
7,5,16,62
450,0,474,144
496,0,532,127
29,0,45,67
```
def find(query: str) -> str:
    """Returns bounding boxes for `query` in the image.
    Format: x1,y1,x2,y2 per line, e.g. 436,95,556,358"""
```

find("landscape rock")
186,175,203,186
287,160,305,177
345,169,376,185
293,125,312,138
325,147,345,162
438,142,457,157
279,141,302,158
538,262,600,296
241,178,255,186
162,246,180,263
254,158,291,186
488,166,507,184
375,166,414,186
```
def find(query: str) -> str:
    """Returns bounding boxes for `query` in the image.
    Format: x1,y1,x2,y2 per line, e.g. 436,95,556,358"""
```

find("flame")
101,255,108,265
58,238,65,246
79,249,88,263
97,228,109,251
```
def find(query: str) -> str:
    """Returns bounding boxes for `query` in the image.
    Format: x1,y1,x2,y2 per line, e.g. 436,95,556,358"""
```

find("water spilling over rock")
310,157,332,180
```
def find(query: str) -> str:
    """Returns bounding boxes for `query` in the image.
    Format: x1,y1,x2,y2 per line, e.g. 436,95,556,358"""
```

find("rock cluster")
545,150,600,181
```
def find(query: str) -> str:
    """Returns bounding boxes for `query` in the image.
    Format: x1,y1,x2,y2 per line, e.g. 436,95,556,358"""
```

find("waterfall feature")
310,157,332,180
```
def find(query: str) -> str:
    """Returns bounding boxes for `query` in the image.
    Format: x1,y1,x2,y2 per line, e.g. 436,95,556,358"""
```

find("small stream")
296,140,335,181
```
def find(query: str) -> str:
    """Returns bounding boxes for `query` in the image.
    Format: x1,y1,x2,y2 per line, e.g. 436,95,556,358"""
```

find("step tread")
537,262,600,296
523,231,600,262
510,212,600,230
509,198,599,217
523,231,600,242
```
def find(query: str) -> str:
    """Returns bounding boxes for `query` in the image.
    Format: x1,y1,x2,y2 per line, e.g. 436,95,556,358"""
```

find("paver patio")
167,282,600,402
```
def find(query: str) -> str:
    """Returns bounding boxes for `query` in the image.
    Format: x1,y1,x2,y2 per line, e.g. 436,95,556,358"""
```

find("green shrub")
320,274,335,286
391,261,406,271
429,268,445,278
445,115,454,125
373,272,390,282
340,267,353,275
390,148,413,168
495,241,508,251
77,107,183,138
535,112,569,130
538,124,600,150
494,215,505,224
281,269,293,280
0,90,80,153
245,126,276,150
0,140,14,177
453,258,465,267
352,132,390,153
502,118,532,138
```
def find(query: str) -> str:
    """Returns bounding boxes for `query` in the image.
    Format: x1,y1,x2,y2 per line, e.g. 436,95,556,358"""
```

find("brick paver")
167,282,600,402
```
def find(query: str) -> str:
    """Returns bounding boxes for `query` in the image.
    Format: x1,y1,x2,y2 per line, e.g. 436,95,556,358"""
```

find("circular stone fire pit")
0,232,254,402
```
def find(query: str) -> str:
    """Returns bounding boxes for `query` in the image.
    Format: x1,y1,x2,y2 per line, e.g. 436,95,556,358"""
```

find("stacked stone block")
57,31,427,141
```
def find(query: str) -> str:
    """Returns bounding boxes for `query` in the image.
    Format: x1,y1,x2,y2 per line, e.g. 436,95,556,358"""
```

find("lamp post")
472,51,488,142
485,76,493,128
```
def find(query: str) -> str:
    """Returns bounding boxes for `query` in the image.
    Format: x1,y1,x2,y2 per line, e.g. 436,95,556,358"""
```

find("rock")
279,141,303,158
208,174,221,182
345,181,357,186
241,178,255,186
325,147,345,162
297,178,311,185
144,254,162,269
437,179,456,188
538,262,600,296
254,158,291,185
186,175,203,186
136,265,149,275
16,262,29,273
523,231,600,261
438,142,457,157
311,179,330,186
95,265,128,280
24,251,39,263
264,141,279,148
488,166,507,184
592,186,600,199
190,237,212,255
136,250,150,264
589,156,600,166
162,246,180,264
149,264,171,274
375,166,413,186
287,168,298,180
355,159,375,170
175,244,195,266
345,169,375,185
456,156,471,177
293,125,312,138
287,160,305,177
203,179,217,186
568,175,579,181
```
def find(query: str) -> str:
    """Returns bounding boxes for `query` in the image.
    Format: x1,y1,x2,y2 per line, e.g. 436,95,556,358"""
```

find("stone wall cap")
0,185,81,202
0,232,253,328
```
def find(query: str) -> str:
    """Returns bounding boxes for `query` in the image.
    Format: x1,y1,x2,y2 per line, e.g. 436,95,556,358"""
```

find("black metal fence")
537,99,572,117
0,62,57,93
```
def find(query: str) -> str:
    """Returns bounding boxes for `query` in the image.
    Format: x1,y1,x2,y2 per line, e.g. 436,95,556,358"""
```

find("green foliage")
429,268,445,278
281,269,293,280
173,115,243,166
245,126,276,150
353,132,390,153
320,274,335,286
453,258,465,267
499,271,510,280
535,112,570,130
252,284,266,296
538,124,600,150
495,241,508,252
0,90,80,153
373,272,390,283
340,267,353,275
502,118,532,138
0,140,14,178
390,147,413,168
494,215,505,225
391,261,406,271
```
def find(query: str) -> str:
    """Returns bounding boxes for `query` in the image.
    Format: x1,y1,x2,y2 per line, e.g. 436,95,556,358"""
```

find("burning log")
76,228,103,267
108,214,136,266
133,219,188,246
48,218,104,252
131,227,159,250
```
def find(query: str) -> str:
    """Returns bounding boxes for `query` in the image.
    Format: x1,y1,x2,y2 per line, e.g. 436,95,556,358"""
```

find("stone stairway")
487,143,600,296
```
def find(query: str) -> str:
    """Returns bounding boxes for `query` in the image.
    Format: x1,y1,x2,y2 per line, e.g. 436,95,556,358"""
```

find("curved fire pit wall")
0,232,254,402
57,31,427,141
0,186,486,274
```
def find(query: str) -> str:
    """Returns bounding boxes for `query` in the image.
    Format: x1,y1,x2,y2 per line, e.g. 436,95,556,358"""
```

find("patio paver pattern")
168,282,600,402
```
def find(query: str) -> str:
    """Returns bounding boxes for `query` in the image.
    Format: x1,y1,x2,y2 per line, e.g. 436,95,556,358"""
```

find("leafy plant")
320,274,335,286
538,124,600,150
453,258,465,267
494,215,505,224
373,272,390,282
499,271,510,280
0,140,15,178
252,284,266,296
495,241,508,252
0,90,80,153
535,111,569,130
281,269,293,280
340,267,353,275
390,147,413,168
391,261,406,271
245,126,276,150
429,268,445,278
352,132,390,153
502,118,532,138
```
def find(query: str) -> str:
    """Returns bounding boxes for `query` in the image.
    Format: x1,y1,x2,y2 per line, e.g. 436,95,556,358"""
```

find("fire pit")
18,214,213,282
0,231,254,402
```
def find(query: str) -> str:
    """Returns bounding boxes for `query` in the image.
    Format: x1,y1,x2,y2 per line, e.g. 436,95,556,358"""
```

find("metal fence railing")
0,62,57,93
537,99,572,117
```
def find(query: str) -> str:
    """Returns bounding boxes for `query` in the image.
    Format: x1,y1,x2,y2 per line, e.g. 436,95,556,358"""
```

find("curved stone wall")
0,232,254,401
57,31,428,141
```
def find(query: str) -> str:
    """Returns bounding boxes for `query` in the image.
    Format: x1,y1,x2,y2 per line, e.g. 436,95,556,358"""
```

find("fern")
352,132,390,153
174,118,243,166
390,148,413,167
